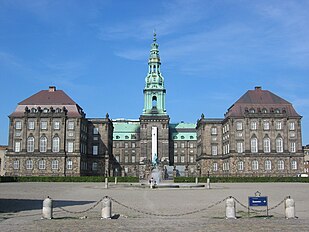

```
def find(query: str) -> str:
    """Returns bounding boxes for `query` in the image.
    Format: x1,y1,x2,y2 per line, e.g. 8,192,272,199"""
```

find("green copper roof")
113,121,140,140
170,122,196,129
171,132,197,140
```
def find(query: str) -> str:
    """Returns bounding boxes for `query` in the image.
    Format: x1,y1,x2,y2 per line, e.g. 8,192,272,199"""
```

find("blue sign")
248,196,268,207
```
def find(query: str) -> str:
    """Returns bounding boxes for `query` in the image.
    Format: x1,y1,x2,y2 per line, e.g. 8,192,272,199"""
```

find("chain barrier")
57,196,105,214
53,195,288,217
232,196,287,213
108,196,230,217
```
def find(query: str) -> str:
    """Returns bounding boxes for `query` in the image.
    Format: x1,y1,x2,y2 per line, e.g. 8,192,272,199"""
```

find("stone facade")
4,36,305,178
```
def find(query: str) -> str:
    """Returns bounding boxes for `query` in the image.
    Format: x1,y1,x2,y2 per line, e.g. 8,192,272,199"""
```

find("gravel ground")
1,182,309,231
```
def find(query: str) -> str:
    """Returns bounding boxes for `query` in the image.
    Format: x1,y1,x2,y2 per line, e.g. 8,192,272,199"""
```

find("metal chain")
108,196,230,217
57,197,104,214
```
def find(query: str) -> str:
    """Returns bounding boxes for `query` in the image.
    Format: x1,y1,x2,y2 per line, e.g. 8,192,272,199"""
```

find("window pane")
53,137,60,152
68,142,74,153
27,137,34,152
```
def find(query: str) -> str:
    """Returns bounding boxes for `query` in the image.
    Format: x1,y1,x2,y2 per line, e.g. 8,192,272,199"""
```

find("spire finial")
153,29,157,42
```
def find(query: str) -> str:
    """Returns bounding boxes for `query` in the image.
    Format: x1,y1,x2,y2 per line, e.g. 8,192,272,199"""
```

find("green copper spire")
142,33,167,115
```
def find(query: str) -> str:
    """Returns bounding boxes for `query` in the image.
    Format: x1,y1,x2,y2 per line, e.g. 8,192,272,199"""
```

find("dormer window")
249,108,255,113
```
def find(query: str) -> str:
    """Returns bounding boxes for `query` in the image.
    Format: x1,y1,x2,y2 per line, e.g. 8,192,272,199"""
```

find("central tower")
140,33,170,168
142,33,166,115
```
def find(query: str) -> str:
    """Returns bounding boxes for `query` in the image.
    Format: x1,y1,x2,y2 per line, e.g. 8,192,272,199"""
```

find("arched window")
152,96,157,107
52,160,59,170
252,160,259,170
276,137,283,153
263,137,271,153
27,136,35,152
26,159,33,170
291,160,297,170
237,161,244,171
251,137,258,153
265,160,272,171
278,160,284,170
38,160,46,170
52,137,60,152
40,136,47,152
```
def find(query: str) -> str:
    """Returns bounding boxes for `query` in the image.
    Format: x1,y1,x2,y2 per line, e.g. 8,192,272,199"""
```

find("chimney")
255,86,262,90
49,86,56,92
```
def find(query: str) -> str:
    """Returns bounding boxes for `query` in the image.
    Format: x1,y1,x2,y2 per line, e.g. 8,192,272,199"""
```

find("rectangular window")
275,121,282,130
132,142,136,148
174,156,178,163
290,142,296,153
14,141,21,152
211,127,217,135
211,145,218,156
13,160,19,170
291,161,297,170
174,143,178,149
180,156,185,163
265,160,272,171
250,121,257,130
28,121,35,130
115,155,120,163
132,155,136,163
236,122,243,130
93,127,99,134
189,143,194,148
15,121,22,130
278,160,284,170
93,145,98,155
53,121,60,130
213,162,218,171
237,142,243,153
41,121,47,130
289,122,295,131
67,160,73,170
92,162,98,171
68,121,74,130
252,161,259,170
125,155,129,163
181,143,185,148
238,161,244,171
263,121,270,130
124,143,128,148
68,142,74,153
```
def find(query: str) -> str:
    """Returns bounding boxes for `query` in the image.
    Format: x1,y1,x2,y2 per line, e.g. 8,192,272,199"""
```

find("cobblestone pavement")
1,182,309,231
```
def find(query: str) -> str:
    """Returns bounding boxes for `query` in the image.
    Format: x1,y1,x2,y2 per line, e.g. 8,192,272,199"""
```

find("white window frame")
275,121,282,130
263,121,270,130
276,138,283,153
174,156,178,163
67,142,74,153
53,121,60,130
237,142,243,153
52,160,59,170
289,122,295,131
13,160,19,169
28,121,35,130
252,160,259,171
14,141,21,152
68,121,75,130
263,138,271,153
67,160,73,170
211,145,218,156
250,121,257,130
290,142,296,153
38,160,46,170
93,145,98,155
291,160,297,170
265,160,272,171
15,121,22,130
27,137,35,152
40,136,47,152
52,137,60,152
237,161,244,171
213,162,218,172
211,127,217,135
278,160,284,170
236,122,243,131
180,155,185,163
41,121,48,130
251,138,258,153
93,127,99,135
26,159,33,170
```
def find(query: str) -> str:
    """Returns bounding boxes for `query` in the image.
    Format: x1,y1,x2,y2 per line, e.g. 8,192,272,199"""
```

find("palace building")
4,34,304,178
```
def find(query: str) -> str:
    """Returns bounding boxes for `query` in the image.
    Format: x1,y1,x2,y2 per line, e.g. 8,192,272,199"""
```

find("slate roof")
10,87,84,118
225,87,301,117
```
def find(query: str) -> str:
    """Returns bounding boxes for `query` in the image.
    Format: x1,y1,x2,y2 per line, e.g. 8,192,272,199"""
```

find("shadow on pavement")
0,199,95,213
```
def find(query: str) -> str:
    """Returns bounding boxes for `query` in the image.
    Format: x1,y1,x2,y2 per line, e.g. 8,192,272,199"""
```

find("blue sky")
1,0,309,145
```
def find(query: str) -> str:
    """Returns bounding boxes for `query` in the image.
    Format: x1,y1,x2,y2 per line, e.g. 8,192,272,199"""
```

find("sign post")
248,191,269,217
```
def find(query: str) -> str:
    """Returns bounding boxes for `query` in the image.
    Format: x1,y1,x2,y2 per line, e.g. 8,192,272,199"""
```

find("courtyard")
0,182,309,231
